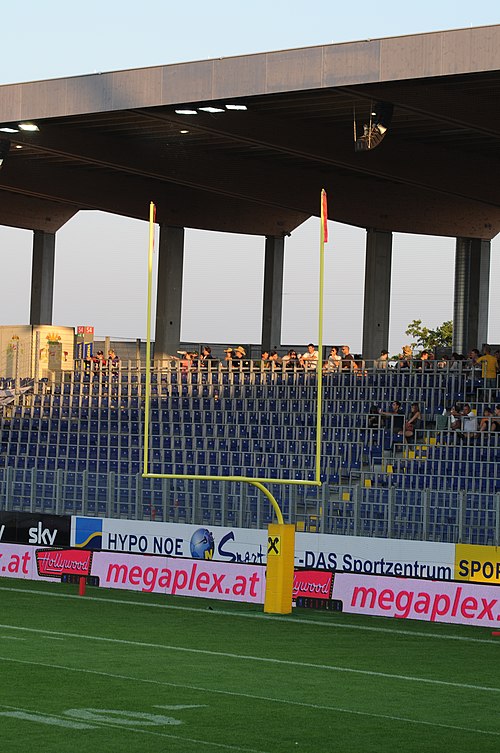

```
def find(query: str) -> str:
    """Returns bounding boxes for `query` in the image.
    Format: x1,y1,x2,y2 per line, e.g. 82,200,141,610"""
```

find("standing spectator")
282,349,301,371
300,343,318,371
108,348,120,373
341,345,357,371
476,345,498,389
399,345,413,369
269,350,281,369
325,346,341,372
199,345,217,368
374,349,389,369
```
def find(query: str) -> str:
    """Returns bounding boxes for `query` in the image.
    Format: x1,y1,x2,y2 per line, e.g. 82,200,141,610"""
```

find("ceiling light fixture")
18,122,39,132
175,109,198,115
198,106,225,113
225,104,247,111
355,102,393,152
180,130,189,134
0,126,18,133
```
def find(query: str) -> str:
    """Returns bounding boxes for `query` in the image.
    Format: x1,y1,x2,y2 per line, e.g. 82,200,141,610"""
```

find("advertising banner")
35,549,93,578
454,544,500,584
71,516,456,581
293,570,334,601
0,512,71,548
91,551,265,603
0,542,265,604
332,572,500,628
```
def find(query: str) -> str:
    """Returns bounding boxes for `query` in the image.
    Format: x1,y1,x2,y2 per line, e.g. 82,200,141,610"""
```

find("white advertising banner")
71,516,456,580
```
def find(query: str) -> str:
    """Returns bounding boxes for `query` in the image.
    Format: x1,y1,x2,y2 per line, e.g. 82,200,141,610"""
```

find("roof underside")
1,25,500,238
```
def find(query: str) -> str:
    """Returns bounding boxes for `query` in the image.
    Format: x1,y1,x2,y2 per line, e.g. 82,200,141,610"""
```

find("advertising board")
0,512,70,547
331,572,500,628
0,542,265,604
71,516,456,581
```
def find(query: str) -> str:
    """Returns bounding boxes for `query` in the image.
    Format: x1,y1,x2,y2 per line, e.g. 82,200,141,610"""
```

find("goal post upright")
142,194,328,614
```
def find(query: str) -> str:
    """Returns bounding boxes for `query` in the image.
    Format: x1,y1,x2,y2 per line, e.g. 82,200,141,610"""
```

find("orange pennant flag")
321,189,328,243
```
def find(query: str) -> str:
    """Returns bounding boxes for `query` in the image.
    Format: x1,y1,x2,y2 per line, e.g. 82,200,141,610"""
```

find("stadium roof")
1,24,500,238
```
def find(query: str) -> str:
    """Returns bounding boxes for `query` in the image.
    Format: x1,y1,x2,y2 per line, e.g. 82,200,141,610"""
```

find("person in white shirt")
300,343,318,370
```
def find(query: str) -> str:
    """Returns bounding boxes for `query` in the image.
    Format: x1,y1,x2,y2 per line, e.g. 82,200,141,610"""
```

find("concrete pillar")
362,229,392,361
30,230,55,325
261,236,284,352
154,225,184,360
453,238,490,354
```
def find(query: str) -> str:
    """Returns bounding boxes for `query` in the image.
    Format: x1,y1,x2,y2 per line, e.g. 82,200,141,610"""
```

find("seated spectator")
379,401,405,433
448,403,463,431
402,402,422,443
341,345,357,371
374,349,389,369
325,346,341,372
398,345,413,369
300,343,318,371
457,403,478,442
367,404,381,429
479,407,493,432
492,405,500,432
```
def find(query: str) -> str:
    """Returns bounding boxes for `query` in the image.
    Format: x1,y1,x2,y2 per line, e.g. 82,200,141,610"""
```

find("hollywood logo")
36,549,93,578
293,570,334,600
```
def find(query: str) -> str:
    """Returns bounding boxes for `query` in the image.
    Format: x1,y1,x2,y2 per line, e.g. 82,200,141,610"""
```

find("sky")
0,0,499,354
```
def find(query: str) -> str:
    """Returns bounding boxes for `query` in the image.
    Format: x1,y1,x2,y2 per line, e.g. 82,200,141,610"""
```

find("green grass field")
0,578,499,752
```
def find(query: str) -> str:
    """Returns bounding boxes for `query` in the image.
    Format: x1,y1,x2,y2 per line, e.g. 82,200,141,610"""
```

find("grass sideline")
0,578,499,752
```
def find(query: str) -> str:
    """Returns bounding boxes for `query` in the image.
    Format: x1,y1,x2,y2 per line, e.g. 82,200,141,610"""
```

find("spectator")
300,343,318,371
282,349,301,371
199,345,216,368
458,403,478,442
399,345,413,369
108,348,120,373
258,349,270,370
269,350,281,368
479,407,493,433
492,405,500,432
379,401,405,433
341,345,357,371
476,345,498,389
95,350,107,369
232,346,249,369
325,346,341,372
374,349,389,369
403,402,422,443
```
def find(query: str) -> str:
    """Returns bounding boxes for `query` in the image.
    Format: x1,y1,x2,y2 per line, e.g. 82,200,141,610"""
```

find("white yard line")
0,585,497,645
0,623,499,695
0,657,499,738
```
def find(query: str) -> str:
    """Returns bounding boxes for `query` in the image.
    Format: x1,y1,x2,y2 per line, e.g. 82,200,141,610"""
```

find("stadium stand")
0,361,498,544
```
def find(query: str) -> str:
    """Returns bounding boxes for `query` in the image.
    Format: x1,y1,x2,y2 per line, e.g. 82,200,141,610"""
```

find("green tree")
405,319,453,351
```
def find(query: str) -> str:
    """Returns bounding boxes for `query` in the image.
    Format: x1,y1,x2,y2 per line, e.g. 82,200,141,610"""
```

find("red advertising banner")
293,569,334,600
36,549,93,578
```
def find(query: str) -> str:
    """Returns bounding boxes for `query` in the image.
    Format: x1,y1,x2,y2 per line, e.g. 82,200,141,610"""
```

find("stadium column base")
264,523,295,614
